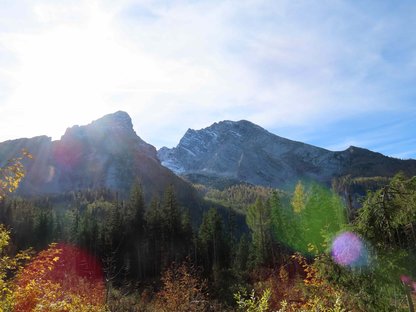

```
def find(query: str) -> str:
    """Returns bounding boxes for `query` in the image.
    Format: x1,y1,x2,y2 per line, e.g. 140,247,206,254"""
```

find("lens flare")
331,232,368,267
14,243,105,311
272,182,347,254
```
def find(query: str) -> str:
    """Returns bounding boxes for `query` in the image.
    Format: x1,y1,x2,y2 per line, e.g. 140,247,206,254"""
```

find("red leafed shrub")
13,243,106,312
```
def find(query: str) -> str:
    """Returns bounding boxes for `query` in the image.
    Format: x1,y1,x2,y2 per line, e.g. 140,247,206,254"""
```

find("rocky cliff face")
3,114,415,198
158,120,416,189
0,111,195,202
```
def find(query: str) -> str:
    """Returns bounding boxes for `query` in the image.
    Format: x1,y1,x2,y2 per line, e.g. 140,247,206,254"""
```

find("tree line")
1,152,416,311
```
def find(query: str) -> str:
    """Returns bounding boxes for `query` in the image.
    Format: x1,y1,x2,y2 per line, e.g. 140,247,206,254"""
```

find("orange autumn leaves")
0,151,106,311
154,260,209,312
12,243,106,312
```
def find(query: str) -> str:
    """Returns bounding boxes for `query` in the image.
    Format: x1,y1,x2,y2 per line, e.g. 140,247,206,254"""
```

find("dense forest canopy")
0,151,415,311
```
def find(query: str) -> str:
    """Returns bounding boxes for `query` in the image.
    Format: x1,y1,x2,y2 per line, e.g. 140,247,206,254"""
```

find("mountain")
158,120,416,189
3,114,415,201
0,111,196,204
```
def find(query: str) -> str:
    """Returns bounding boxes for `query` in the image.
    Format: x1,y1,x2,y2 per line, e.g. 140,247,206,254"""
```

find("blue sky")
0,0,415,159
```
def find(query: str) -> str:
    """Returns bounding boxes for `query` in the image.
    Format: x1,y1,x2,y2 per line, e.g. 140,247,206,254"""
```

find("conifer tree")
126,182,146,280
291,181,306,214
234,233,250,276
161,185,182,264
198,208,230,296
145,198,163,277
34,209,53,250
246,198,272,267
129,182,145,235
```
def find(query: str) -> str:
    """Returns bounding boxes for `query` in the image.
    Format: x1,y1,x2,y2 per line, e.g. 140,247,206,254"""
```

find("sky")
0,0,415,159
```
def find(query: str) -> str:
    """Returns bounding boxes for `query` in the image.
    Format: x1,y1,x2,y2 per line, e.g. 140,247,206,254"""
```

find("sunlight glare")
3,3,158,140
7,6,120,137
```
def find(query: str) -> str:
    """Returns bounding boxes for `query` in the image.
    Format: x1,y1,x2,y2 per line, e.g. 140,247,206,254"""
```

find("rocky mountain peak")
217,119,263,130
62,111,135,139
91,110,133,132
158,119,325,187
346,145,361,152
59,111,156,158
177,120,270,149
0,111,197,201
158,119,416,190
202,119,266,135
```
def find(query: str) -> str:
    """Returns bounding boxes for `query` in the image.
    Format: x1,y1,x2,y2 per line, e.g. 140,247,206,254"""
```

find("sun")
1,1,210,144
4,3,131,140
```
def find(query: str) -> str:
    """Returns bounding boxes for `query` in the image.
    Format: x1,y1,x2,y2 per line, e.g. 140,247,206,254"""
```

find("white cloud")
0,0,415,158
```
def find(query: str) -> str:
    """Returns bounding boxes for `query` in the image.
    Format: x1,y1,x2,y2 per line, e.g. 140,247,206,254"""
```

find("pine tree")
198,208,230,296
234,233,250,276
356,173,416,250
162,185,181,236
127,182,146,280
181,210,193,257
129,182,145,236
246,198,272,267
145,198,163,277
161,185,182,264
34,209,53,250
198,208,225,272
270,190,293,259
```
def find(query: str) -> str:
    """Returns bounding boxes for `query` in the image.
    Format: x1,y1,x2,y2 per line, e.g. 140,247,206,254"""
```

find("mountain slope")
0,111,196,204
158,120,416,189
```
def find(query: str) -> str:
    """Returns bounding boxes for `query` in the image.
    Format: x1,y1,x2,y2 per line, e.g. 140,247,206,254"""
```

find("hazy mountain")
2,113,415,201
0,111,196,203
158,120,416,189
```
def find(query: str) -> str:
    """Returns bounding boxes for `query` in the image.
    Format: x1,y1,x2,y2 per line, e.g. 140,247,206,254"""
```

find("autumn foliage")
12,243,106,312
0,150,31,200
0,147,415,311
154,260,210,312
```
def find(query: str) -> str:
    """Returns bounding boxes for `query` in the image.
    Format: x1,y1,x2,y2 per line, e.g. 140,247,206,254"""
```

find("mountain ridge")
1,112,415,196
0,111,197,206
158,119,416,189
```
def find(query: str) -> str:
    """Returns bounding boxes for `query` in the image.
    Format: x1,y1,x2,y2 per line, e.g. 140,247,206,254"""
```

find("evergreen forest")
0,152,416,311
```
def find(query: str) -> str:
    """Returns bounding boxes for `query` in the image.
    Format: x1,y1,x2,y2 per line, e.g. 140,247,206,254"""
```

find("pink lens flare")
331,232,366,267
401,275,412,285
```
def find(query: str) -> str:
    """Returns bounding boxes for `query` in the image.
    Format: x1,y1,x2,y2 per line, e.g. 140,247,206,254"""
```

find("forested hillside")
0,150,415,311
2,0,416,308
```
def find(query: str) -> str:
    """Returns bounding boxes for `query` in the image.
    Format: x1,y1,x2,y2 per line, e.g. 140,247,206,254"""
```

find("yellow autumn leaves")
0,149,32,200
